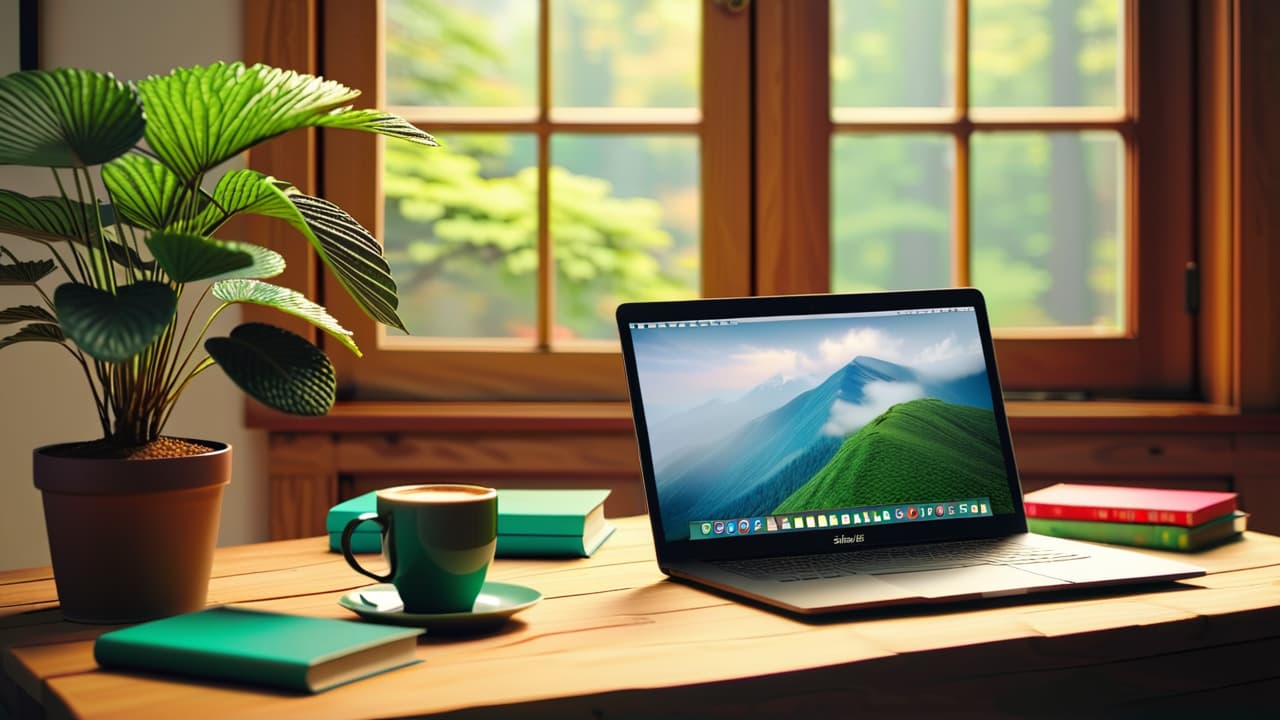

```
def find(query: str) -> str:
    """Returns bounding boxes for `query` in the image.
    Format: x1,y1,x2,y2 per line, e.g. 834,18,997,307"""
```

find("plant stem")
157,356,216,432
29,238,78,283
61,344,110,436
49,169,90,282
81,167,116,293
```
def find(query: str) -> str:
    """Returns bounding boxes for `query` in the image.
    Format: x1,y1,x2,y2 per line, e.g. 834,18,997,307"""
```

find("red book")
1023,484,1237,527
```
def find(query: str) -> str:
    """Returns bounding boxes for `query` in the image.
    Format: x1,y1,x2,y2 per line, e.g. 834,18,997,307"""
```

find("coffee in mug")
341,484,498,614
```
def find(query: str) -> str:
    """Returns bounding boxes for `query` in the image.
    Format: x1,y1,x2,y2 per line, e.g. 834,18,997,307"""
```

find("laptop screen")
623,299,1017,545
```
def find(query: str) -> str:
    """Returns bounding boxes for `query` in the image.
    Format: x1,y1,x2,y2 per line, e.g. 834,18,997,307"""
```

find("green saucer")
338,581,541,635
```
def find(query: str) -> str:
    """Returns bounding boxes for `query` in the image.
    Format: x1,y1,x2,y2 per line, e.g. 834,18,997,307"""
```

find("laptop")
615,288,1204,615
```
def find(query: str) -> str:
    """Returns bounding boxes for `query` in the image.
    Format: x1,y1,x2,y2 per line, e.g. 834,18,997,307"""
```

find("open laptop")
616,288,1204,615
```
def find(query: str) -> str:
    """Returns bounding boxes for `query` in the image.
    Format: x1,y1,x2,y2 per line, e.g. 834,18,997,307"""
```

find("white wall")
0,0,269,571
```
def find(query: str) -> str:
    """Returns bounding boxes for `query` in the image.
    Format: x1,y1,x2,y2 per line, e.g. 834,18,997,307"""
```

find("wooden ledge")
247,400,1280,434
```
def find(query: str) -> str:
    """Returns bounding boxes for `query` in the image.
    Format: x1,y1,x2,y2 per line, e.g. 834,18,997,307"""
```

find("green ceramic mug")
341,484,498,614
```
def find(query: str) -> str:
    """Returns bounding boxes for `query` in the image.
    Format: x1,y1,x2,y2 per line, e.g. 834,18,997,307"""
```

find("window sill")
247,400,1280,434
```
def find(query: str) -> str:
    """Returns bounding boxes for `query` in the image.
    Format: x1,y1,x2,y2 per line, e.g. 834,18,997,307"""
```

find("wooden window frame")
759,0,1195,395
244,0,1280,416
310,0,750,401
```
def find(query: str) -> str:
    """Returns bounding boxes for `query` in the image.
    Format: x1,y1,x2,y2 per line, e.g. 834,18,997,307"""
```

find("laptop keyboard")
713,538,1089,581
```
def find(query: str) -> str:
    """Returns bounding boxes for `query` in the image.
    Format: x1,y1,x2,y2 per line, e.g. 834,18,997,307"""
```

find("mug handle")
342,512,394,583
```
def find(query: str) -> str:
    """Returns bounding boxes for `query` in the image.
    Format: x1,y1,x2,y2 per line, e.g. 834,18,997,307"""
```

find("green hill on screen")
774,398,1013,514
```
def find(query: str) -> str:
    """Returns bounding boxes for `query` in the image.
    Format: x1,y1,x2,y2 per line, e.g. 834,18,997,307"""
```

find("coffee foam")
378,484,497,504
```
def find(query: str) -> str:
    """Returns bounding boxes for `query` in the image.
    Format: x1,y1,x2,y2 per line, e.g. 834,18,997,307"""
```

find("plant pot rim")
34,438,232,496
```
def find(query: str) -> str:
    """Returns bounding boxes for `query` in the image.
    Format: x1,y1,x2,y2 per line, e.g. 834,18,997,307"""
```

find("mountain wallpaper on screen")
647,353,1011,542
774,397,1012,514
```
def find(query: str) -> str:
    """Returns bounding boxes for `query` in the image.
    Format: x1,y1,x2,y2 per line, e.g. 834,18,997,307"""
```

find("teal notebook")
94,606,422,693
328,488,615,558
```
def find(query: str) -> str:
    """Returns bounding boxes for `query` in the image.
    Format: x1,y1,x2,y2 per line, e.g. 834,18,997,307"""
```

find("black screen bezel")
616,288,1029,565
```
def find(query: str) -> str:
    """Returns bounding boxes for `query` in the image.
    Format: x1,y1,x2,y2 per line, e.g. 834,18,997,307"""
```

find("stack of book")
1024,483,1247,552
328,488,615,558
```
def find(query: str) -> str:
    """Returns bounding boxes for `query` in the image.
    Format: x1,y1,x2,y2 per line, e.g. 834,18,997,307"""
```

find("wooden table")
3,517,1279,719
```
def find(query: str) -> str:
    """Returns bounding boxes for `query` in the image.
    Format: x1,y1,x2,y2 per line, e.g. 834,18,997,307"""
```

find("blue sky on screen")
631,310,987,420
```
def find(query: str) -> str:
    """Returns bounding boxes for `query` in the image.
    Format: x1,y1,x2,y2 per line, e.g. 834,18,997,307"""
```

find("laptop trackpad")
877,564,1063,599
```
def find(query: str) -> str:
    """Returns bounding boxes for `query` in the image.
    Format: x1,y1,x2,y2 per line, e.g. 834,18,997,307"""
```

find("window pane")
831,134,953,292
550,134,699,340
552,0,699,108
386,0,538,107
971,131,1123,328
383,133,538,339
970,0,1121,109
831,0,954,108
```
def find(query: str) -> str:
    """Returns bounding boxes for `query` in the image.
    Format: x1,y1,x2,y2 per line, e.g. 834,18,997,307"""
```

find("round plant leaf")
145,232,255,283
205,323,336,416
211,279,357,354
0,190,112,244
102,154,188,231
53,281,177,363
137,62,433,185
0,323,65,351
205,244,286,281
0,194,149,271
0,68,144,167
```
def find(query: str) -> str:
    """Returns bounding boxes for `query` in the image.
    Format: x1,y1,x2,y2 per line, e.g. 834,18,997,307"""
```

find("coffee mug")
341,484,498,614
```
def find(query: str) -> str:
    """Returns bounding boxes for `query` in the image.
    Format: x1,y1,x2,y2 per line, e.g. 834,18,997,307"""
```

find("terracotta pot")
33,440,230,624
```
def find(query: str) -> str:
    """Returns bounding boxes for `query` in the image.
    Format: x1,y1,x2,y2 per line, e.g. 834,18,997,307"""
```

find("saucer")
338,582,541,634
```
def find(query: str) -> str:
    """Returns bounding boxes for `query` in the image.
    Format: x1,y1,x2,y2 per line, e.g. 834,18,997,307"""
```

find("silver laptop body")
616,289,1203,615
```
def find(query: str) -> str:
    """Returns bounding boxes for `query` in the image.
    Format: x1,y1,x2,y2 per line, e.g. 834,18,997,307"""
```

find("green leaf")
206,243,286,281
145,231,254,283
0,68,144,167
205,322,335,416
0,192,150,270
0,257,56,285
211,278,358,355
0,305,56,324
54,281,177,363
314,108,438,147
101,154,188,231
0,190,107,243
191,169,291,235
287,193,404,331
197,172,404,331
137,62,435,184
0,323,65,351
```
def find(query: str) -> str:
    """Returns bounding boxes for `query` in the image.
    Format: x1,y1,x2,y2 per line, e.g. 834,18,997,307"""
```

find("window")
272,0,1195,402
757,0,1194,393
320,0,748,400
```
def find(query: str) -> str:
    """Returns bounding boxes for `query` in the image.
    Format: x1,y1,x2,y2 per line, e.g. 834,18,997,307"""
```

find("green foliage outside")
832,0,1123,328
384,0,697,340
774,398,1013,514
387,0,1123,338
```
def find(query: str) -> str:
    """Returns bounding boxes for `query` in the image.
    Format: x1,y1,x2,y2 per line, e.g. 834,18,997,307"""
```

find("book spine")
1024,500,1234,527
497,534,587,557
94,639,305,691
500,516,587,537
1026,518,1188,550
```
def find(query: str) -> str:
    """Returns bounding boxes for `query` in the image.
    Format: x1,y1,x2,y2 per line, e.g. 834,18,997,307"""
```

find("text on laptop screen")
628,307,1015,542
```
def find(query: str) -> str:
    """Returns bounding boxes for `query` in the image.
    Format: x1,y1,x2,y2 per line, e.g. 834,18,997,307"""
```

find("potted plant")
0,62,434,623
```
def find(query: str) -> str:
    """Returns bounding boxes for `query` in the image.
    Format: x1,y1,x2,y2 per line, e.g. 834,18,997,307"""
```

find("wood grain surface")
3,517,1279,718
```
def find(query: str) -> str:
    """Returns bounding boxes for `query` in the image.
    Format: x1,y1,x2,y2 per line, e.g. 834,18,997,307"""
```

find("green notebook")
497,488,615,557
94,606,422,693
328,488,615,557
1028,511,1248,552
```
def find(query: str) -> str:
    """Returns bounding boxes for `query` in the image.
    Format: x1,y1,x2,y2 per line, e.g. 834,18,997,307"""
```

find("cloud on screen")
821,381,926,436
